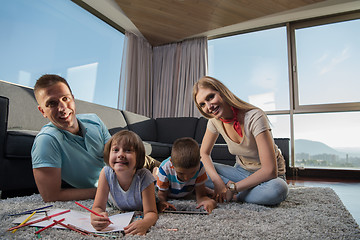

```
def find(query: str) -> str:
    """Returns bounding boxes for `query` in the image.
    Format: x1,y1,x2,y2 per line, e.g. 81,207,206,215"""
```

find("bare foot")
152,167,159,179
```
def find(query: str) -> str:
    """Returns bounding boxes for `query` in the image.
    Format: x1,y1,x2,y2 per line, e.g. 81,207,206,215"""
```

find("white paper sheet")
12,208,134,233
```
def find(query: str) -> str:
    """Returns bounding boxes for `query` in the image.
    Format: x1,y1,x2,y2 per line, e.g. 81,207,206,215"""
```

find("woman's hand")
213,181,228,203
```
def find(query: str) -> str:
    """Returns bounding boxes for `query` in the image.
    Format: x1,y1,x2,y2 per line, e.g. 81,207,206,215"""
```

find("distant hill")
295,139,342,156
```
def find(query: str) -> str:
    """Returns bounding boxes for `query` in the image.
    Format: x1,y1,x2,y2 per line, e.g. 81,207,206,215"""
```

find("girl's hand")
196,198,217,213
123,219,150,235
90,212,110,231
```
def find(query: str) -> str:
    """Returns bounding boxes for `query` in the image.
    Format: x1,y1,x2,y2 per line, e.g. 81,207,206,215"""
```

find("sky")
1,0,359,151
0,0,124,108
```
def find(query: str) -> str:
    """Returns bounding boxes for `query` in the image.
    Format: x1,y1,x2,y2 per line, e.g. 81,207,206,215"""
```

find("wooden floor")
288,178,360,225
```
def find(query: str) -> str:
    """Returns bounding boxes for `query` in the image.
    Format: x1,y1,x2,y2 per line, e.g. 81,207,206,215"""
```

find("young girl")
91,130,158,235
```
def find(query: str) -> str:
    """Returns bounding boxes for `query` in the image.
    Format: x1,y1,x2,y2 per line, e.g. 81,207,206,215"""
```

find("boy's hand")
90,212,110,231
158,201,176,213
196,198,217,214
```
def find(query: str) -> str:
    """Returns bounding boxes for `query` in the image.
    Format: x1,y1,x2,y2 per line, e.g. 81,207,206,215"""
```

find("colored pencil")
75,202,113,224
34,218,65,234
35,227,41,239
67,224,105,238
53,220,88,236
9,205,53,216
7,209,70,231
11,211,37,233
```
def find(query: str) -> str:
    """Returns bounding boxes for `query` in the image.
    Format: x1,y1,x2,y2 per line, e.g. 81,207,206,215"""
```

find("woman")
193,76,288,205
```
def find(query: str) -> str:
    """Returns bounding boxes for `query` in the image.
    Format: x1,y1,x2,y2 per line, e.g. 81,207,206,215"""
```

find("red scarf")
219,106,243,137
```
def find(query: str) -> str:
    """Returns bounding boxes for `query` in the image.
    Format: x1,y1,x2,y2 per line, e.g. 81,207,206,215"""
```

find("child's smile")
114,159,129,166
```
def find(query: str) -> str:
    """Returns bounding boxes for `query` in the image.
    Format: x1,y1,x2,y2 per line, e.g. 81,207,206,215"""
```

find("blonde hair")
193,76,257,118
103,130,145,170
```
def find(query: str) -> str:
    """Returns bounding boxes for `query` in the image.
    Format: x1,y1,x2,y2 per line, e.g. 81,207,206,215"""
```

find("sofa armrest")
274,138,290,172
0,96,9,156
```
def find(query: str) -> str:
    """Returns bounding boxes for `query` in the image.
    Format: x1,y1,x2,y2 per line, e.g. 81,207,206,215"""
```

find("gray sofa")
0,80,289,198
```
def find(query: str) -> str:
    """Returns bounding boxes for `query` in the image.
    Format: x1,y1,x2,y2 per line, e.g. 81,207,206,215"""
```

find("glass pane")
268,114,290,139
208,27,289,111
0,0,124,108
295,19,360,105
294,112,360,170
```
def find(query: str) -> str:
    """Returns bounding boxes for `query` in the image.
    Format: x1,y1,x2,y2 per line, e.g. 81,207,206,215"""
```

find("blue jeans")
205,162,289,205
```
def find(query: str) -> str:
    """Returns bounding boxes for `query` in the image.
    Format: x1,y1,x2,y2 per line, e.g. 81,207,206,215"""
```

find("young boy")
156,137,217,213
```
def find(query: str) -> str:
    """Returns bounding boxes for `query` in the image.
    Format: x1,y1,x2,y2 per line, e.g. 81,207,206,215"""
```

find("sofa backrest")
155,117,199,144
194,117,226,144
0,80,127,132
121,110,156,141
76,100,127,133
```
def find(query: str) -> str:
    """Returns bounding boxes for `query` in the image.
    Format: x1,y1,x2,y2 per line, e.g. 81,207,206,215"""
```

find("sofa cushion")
122,111,157,141
6,130,38,158
156,117,198,144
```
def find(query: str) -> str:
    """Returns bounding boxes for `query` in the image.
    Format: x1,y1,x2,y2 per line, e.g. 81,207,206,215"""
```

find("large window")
0,0,124,108
208,27,289,112
208,12,360,171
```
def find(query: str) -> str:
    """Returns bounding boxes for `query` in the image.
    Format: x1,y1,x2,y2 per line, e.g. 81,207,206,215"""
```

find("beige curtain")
153,37,207,118
119,32,207,118
119,32,153,117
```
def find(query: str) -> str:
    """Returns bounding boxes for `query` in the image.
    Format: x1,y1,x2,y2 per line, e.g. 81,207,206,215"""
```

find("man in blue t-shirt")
31,74,160,202
31,74,111,202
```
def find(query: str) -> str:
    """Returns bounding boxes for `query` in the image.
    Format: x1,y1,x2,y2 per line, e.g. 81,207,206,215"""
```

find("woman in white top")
193,76,288,205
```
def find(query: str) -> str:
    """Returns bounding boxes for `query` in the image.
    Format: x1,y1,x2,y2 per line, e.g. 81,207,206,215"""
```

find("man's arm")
33,167,96,202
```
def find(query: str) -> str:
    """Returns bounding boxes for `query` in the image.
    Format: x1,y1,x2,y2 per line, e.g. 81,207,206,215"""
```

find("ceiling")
78,0,360,46
113,0,326,46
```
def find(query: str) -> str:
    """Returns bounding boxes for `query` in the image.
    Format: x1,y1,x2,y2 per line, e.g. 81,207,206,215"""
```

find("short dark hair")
103,130,145,170
171,137,200,169
34,74,72,101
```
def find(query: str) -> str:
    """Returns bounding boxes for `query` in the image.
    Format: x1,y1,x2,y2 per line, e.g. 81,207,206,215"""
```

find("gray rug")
1,187,359,240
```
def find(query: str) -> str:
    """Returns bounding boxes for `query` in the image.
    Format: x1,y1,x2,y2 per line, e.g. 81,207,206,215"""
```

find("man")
31,74,158,202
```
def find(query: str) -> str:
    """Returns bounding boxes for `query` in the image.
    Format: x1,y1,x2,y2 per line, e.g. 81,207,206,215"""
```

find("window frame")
208,10,360,179
289,11,360,114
